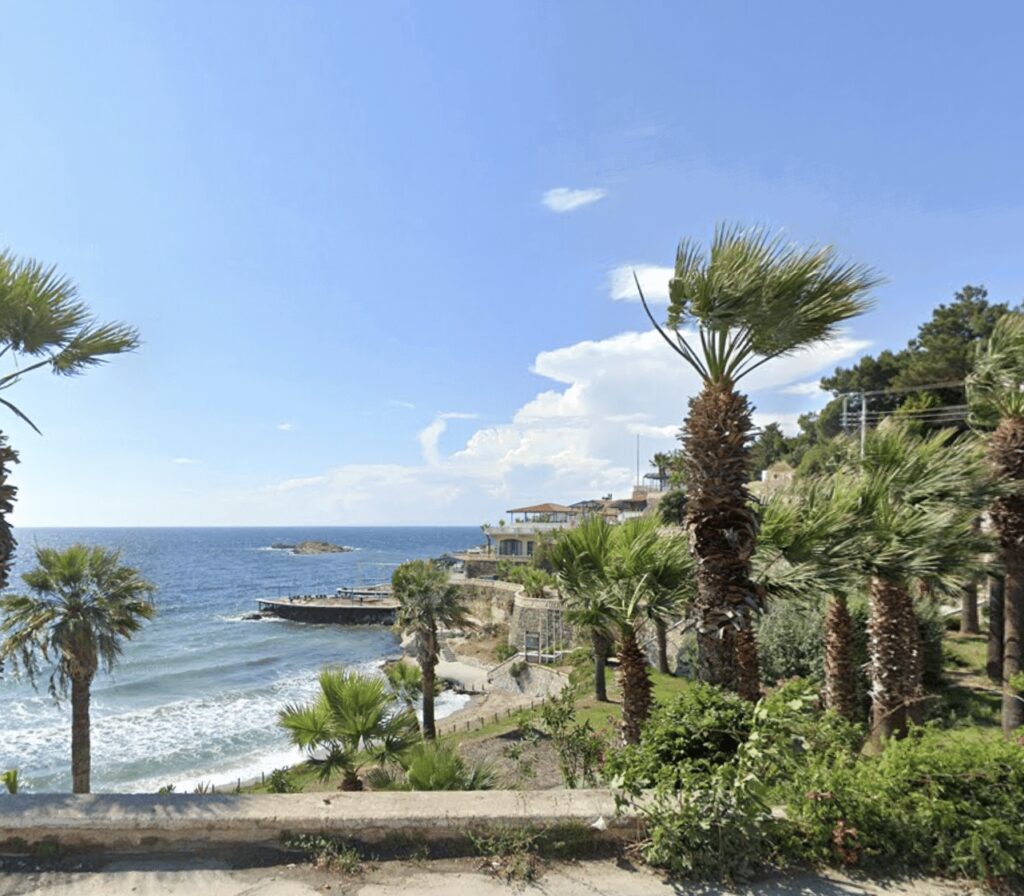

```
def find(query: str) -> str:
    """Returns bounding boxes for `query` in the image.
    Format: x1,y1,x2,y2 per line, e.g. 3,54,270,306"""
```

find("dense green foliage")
618,678,1024,888
785,732,1024,882
755,601,825,683
755,598,946,696
607,683,753,792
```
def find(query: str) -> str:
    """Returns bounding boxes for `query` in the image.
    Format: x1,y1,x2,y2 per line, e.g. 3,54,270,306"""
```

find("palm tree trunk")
960,581,980,634
654,620,669,675
591,630,609,702
1003,572,1023,737
618,628,652,745
869,578,911,746
987,576,1005,682
825,594,859,721
989,415,1024,736
894,585,925,725
421,659,437,740
735,628,760,702
71,674,92,794
0,434,18,594
683,383,758,694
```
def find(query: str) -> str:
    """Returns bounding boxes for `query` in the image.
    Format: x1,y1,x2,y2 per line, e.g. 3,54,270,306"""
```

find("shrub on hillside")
621,677,1024,889
606,683,752,794
782,730,1024,884
757,598,944,701
756,602,825,683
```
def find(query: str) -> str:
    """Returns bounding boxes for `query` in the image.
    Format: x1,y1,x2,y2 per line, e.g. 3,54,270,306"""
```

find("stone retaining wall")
0,790,630,855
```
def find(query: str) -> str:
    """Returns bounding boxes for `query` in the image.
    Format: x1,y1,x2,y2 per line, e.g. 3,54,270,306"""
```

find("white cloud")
276,422,294,431
417,412,478,466
781,380,824,397
609,264,673,302
245,328,868,524
389,400,416,409
541,187,608,213
173,457,198,465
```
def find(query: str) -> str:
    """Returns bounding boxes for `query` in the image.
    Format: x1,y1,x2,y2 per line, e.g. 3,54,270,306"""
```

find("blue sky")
2,1,1023,526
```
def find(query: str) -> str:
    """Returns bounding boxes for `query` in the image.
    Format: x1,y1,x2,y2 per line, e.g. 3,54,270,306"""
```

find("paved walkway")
436,658,490,692
0,859,983,896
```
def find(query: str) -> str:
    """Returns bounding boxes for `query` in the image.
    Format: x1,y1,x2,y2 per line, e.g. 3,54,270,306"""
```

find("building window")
499,539,523,556
527,541,535,556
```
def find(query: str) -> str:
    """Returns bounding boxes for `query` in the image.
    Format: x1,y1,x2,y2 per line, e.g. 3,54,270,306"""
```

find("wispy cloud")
389,400,416,409
781,380,825,396
173,457,198,465
276,422,294,431
609,264,673,302
541,186,607,213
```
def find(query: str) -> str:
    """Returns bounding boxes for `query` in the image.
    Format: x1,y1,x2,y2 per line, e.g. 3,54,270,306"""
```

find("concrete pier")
257,588,398,625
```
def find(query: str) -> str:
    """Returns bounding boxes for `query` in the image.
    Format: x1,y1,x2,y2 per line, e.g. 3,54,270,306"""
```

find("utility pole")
860,391,868,457
841,394,849,433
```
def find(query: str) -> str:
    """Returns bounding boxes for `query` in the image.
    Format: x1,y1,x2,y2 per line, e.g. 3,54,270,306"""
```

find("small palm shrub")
2,769,21,794
279,669,418,790
369,742,494,790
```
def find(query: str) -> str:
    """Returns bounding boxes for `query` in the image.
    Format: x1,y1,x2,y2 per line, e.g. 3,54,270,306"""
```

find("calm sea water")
0,526,479,793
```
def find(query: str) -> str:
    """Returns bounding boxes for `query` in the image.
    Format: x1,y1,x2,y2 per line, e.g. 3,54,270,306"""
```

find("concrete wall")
508,593,573,651
488,659,570,698
453,578,520,625
0,790,630,854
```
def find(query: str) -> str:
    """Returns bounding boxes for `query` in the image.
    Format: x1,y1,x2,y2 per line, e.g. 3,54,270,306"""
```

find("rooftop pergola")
505,503,579,524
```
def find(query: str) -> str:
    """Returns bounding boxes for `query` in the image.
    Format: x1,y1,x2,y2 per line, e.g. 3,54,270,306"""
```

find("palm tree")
849,427,989,744
967,311,1024,735
0,545,155,793
391,559,470,739
0,251,140,595
754,473,864,719
641,532,694,675
279,669,417,791
637,225,878,693
546,516,618,702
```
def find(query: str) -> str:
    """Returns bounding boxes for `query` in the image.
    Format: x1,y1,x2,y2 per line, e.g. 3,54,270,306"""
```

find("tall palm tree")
391,559,470,739
0,545,155,793
279,669,417,791
546,516,618,702
967,311,1024,735
0,251,140,594
637,225,878,693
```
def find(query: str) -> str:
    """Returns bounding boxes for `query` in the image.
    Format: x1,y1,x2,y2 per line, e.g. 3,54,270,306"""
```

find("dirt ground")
0,856,984,896
455,727,565,789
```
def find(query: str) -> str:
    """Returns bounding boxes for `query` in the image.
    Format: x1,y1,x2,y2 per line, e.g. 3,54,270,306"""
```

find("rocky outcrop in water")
271,540,353,555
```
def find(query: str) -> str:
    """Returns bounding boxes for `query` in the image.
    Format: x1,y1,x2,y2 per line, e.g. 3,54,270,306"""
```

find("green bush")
606,683,752,794
495,641,517,661
782,730,1024,884
756,602,825,684
267,767,298,793
622,677,1024,889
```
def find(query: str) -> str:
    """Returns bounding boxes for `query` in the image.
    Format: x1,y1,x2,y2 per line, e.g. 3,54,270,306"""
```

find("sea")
0,526,480,793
